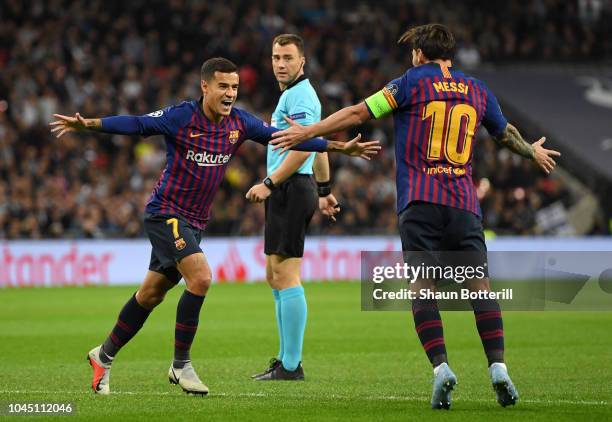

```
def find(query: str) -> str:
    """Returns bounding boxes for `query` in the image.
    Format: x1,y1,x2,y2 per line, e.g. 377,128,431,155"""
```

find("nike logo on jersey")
189,132,206,138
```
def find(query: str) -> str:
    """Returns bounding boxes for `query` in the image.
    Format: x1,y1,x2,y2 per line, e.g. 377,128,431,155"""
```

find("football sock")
471,298,504,365
412,298,447,367
272,289,284,361
100,293,152,364
489,362,507,371
173,359,190,369
99,346,114,365
433,362,447,375
174,289,205,366
279,285,307,371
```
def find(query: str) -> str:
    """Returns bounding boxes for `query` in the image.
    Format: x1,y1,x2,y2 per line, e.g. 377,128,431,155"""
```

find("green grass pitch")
1,282,610,421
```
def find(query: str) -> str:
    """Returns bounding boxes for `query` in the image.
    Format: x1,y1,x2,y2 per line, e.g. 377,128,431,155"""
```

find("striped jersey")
364,63,507,217
102,99,325,229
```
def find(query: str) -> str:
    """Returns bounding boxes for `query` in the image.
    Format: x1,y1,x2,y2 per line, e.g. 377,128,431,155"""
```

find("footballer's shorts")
143,213,203,284
398,201,488,278
264,174,318,258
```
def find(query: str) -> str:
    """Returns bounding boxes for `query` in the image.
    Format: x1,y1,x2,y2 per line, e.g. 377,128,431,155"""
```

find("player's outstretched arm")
245,112,380,157
493,123,561,174
271,103,372,150
325,133,381,160
277,132,380,158
273,115,380,157
50,113,101,138
51,110,174,138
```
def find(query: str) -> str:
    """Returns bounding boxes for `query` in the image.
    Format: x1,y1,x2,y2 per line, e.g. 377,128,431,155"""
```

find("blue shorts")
143,213,203,284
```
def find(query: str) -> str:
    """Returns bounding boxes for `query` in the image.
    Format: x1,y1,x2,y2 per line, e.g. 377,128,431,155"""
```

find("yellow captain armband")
364,87,398,119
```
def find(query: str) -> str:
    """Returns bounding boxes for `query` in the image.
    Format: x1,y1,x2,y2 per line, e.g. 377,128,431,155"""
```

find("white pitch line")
0,390,607,406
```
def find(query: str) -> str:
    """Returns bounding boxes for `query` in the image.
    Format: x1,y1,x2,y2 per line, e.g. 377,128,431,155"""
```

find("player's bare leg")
87,270,175,394
167,252,211,395
136,270,177,309
254,255,305,381
465,277,518,407
410,278,457,409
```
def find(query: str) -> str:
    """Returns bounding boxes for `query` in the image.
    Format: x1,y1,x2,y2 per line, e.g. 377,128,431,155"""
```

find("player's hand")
270,116,313,151
319,193,340,222
341,134,382,160
532,137,561,174
49,113,89,138
245,183,272,203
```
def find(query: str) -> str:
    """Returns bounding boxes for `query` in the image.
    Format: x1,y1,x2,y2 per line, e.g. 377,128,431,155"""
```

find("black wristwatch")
263,176,276,191
317,180,331,197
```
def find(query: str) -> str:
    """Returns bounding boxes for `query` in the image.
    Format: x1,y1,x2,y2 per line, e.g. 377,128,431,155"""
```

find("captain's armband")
364,87,398,119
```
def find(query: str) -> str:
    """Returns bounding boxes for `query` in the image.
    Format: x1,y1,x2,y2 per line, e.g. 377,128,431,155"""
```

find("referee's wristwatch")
263,176,276,191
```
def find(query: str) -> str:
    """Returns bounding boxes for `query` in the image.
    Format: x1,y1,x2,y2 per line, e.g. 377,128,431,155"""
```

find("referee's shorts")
264,174,318,258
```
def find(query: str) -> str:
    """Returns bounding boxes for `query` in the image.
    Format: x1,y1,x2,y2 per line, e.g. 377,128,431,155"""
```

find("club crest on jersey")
175,238,186,250
228,130,239,144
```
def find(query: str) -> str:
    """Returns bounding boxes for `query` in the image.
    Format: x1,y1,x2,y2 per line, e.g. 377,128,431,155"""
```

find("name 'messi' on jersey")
432,80,469,95
185,149,232,167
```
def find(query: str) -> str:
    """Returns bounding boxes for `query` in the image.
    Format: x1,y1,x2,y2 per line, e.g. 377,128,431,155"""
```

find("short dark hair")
398,24,455,61
200,57,238,81
272,33,304,56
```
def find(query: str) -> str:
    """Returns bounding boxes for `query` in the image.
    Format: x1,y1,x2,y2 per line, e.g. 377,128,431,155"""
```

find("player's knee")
272,269,300,289
271,267,284,283
467,277,490,292
137,287,167,309
188,273,212,294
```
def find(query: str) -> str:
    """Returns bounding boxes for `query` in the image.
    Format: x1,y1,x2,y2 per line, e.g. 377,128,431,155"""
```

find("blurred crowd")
1,0,610,238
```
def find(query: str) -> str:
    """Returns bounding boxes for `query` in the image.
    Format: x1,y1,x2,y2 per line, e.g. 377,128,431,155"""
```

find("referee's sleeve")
285,97,318,126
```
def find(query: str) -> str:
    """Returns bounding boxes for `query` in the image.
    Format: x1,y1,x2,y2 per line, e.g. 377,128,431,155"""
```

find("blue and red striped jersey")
364,63,507,217
101,99,327,229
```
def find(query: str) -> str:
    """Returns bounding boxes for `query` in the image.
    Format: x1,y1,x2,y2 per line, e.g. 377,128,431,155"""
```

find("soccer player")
245,34,338,381
271,24,561,408
49,57,380,396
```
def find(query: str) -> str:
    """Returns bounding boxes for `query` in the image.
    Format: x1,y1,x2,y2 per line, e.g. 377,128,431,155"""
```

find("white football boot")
168,361,209,396
87,345,111,395
431,362,457,409
489,362,519,407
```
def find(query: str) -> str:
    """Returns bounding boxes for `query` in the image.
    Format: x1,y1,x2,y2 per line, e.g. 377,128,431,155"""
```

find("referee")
246,34,338,380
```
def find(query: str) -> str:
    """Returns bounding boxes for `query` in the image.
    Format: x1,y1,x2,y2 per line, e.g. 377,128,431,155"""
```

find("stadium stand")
1,0,610,238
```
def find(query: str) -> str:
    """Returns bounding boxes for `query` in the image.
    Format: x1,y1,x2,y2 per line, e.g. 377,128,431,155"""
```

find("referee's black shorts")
264,174,318,258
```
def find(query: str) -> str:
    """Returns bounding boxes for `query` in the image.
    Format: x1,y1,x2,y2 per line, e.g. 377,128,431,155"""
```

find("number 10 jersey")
364,62,508,217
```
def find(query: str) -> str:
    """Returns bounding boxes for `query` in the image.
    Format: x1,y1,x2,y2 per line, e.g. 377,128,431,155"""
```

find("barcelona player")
49,57,380,396
271,24,560,409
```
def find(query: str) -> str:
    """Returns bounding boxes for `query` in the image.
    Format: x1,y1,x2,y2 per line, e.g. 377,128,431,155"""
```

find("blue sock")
272,289,283,361
279,285,307,371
